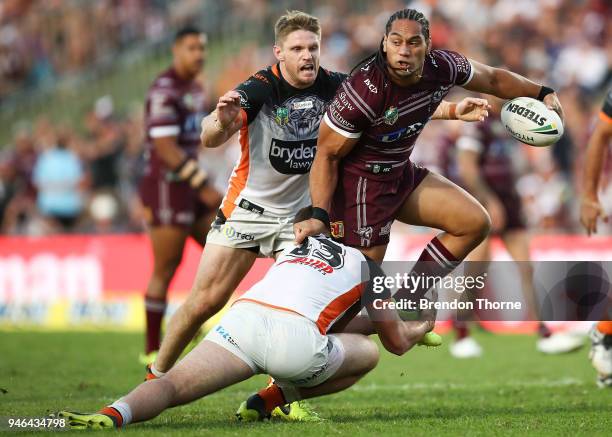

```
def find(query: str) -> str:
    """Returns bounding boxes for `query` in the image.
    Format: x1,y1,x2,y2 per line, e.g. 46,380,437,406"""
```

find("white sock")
110,400,133,426
150,364,166,378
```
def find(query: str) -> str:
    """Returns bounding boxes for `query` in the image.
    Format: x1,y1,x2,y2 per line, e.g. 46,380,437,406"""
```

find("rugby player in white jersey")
147,9,489,397
57,207,438,429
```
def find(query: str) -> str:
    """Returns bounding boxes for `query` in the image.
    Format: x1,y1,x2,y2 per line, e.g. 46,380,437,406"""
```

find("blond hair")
274,10,321,45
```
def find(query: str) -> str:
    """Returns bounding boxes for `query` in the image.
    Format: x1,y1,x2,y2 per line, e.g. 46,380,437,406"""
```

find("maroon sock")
145,296,167,354
538,322,552,338
453,321,470,340
395,236,461,303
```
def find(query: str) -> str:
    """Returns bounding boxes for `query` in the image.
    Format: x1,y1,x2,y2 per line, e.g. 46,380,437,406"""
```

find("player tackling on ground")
580,88,612,387
56,208,439,429
146,11,487,417
138,27,222,364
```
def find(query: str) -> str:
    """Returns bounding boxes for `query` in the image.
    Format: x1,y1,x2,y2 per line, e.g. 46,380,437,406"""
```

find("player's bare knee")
457,207,491,243
154,258,182,285
361,337,380,372
472,209,492,242
350,336,379,374
187,292,228,324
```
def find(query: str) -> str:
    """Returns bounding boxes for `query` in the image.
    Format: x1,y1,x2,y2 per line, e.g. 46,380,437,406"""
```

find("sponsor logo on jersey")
338,92,355,111
504,103,547,126
222,224,255,241
278,256,334,275
330,99,356,130
366,163,392,174
431,85,452,104
238,199,264,214
379,221,392,236
357,226,373,246
236,89,250,109
432,90,444,103
253,72,269,84
269,138,317,174
331,221,344,238
364,78,378,94
275,107,289,126
428,52,438,68
293,361,330,385
376,122,424,142
292,100,314,110
383,107,399,125
215,325,239,348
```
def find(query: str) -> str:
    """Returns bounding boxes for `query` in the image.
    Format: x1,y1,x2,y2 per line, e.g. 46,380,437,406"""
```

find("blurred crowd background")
0,0,610,236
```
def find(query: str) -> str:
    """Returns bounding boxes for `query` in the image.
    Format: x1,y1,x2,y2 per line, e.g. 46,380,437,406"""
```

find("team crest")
275,107,289,126
330,221,344,239
383,106,398,125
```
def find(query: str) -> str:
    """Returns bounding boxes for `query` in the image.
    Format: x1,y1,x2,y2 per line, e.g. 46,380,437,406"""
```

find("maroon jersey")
139,67,211,229
324,50,473,180
143,68,208,179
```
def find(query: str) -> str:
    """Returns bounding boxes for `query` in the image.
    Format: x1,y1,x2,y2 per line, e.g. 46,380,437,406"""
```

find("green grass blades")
1,331,610,436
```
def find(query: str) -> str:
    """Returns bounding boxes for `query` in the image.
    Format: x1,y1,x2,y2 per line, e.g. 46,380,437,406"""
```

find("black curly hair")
350,8,430,75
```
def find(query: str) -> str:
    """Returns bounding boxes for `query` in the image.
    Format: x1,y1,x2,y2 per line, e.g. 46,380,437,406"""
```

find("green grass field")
1,331,610,436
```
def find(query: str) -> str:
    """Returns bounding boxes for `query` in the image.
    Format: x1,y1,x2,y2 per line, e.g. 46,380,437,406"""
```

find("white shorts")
205,301,345,388
206,206,294,257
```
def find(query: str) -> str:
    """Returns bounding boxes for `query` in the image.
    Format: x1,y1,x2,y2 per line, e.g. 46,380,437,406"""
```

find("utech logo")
269,138,317,174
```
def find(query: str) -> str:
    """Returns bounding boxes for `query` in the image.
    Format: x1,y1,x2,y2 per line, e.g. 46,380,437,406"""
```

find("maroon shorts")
139,176,211,229
330,163,430,248
494,189,526,234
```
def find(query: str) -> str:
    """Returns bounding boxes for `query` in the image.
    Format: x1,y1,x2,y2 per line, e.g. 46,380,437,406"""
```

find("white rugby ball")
501,97,563,147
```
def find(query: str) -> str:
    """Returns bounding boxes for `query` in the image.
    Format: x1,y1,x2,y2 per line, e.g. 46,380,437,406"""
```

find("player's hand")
455,97,491,122
543,92,565,123
485,194,506,233
294,218,328,244
215,90,242,128
198,184,223,210
580,197,608,236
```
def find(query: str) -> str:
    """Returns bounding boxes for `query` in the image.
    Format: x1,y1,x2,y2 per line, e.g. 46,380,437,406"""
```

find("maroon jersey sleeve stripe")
344,81,376,119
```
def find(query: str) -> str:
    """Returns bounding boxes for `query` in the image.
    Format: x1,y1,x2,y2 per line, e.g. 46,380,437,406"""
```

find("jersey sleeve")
323,74,377,138
234,70,271,124
147,86,181,138
600,88,612,124
434,49,474,86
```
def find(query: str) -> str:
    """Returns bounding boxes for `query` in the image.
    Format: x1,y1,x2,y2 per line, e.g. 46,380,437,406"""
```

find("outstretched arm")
464,60,564,122
432,97,491,122
580,116,612,235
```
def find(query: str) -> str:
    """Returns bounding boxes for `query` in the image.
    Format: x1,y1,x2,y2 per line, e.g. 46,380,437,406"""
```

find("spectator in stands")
32,129,87,233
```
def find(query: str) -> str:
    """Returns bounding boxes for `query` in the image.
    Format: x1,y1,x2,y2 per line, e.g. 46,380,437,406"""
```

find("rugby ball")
501,97,563,147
